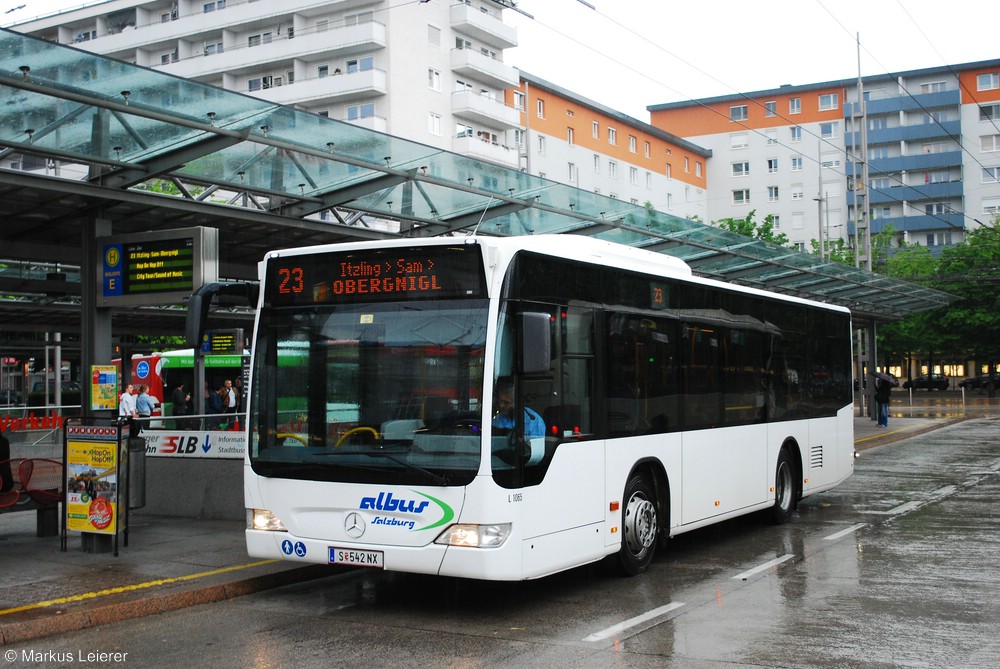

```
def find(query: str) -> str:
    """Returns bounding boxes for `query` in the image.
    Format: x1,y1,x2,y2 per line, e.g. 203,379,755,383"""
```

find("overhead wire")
517,0,987,234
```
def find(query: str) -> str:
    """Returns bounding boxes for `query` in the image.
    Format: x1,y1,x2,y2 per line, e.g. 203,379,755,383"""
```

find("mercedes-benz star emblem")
345,512,365,538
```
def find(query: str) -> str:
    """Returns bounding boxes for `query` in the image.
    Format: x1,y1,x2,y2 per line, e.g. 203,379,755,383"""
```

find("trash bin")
127,436,146,509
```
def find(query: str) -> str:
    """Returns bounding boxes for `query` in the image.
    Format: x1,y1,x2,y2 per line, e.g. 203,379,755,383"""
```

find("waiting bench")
0,457,64,537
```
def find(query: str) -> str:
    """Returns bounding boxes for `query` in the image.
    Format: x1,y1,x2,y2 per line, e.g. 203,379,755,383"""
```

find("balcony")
165,21,387,79
845,89,960,116
453,135,519,167
254,68,387,106
450,47,519,89
451,90,520,129
866,180,964,205
846,120,961,148
343,115,388,133
450,3,517,49
847,151,963,176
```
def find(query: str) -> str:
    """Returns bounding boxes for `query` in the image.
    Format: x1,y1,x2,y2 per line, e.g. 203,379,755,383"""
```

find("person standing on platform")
875,377,892,428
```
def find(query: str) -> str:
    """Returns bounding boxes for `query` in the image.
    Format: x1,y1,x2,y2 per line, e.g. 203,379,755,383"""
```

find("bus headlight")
434,523,511,548
248,508,287,532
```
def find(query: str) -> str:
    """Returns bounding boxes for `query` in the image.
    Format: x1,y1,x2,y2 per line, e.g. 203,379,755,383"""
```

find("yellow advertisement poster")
90,365,119,411
66,425,122,534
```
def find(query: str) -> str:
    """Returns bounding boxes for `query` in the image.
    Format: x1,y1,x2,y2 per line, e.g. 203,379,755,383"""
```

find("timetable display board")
98,227,218,306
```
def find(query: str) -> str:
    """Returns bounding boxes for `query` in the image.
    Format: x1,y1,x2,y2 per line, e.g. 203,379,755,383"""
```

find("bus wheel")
618,473,658,576
770,449,796,524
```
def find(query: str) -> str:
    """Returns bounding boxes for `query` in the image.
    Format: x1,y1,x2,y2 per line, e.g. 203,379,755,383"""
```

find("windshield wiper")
364,451,449,486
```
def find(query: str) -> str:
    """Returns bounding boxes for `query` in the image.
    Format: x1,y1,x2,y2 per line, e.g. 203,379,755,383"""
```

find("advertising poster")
91,365,118,411
65,425,122,534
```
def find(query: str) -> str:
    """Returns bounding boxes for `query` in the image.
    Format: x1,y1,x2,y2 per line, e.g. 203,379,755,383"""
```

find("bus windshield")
249,299,488,486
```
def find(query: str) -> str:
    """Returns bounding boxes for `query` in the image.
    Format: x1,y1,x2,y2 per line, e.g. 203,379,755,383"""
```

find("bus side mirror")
520,312,551,374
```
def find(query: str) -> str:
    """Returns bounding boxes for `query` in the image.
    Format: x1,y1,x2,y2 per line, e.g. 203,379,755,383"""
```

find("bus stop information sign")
98,227,218,306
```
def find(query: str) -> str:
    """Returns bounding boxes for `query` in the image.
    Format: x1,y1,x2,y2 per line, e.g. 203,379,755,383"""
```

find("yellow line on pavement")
0,559,277,617
855,421,934,444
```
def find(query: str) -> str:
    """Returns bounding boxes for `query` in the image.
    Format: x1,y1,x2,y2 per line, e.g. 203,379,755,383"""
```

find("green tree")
713,209,789,246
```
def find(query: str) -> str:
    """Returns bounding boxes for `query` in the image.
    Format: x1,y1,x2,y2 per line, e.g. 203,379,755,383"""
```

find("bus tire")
617,472,658,576
770,448,796,525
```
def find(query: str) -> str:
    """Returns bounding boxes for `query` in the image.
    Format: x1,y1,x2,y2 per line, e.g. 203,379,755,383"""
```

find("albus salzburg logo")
359,491,454,531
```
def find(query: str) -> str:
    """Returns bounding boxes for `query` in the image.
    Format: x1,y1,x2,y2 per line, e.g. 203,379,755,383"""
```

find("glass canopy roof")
0,28,953,321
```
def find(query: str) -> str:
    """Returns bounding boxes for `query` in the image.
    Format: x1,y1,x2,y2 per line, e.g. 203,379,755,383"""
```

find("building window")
792,185,804,200
428,113,442,135
347,57,373,73
630,166,639,185
593,154,601,173
768,186,779,202
730,133,749,150
567,127,574,145
695,162,702,177
983,197,1000,213
456,123,473,138
818,93,839,111
628,135,637,153
204,41,223,56
568,162,577,183
765,100,776,117
347,103,375,120
730,105,748,121
732,161,750,177
514,91,525,111
791,126,802,143
869,146,889,160
203,1,225,13
920,81,946,93
644,141,651,158
684,157,690,172
791,156,803,171
318,65,328,78
608,127,617,145
820,121,839,138
982,167,1000,183
646,171,652,188
592,121,599,138
427,68,440,91
981,135,1000,152
537,135,546,154
513,129,525,149
609,160,618,179
789,97,801,114
537,99,545,118
980,104,1000,121
733,189,750,205
821,152,841,168
665,163,671,178
248,32,272,48
977,72,999,91
767,158,778,173
765,129,777,145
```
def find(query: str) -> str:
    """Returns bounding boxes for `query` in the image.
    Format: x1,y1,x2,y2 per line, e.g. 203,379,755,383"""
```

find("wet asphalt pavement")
3,415,999,667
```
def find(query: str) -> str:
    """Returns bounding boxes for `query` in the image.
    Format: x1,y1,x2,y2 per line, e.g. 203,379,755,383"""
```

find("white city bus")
244,235,854,580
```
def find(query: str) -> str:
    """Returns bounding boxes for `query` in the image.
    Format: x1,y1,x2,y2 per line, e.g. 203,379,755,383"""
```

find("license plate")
329,547,384,568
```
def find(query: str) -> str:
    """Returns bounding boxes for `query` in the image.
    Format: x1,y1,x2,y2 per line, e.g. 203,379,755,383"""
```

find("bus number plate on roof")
329,547,384,568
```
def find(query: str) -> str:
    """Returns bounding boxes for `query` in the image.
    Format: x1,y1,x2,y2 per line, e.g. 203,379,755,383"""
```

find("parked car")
903,373,950,391
960,374,998,390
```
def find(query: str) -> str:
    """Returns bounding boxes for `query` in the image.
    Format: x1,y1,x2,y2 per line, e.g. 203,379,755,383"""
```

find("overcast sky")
5,0,998,121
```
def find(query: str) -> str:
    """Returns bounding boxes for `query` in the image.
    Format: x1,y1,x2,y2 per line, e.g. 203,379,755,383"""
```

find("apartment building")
648,60,1000,252
10,0,711,222
512,73,710,219
10,0,523,167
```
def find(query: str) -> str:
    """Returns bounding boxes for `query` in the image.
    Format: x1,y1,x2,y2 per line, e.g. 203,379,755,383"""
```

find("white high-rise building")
648,60,1000,253
9,0,710,216
10,0,522,167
